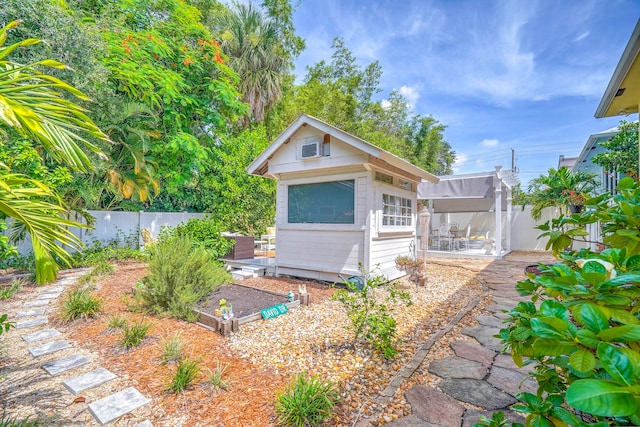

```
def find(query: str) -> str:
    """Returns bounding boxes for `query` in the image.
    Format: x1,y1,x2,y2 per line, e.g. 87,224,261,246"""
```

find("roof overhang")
246,114,439,183
595,19,640,118
572,126,619,168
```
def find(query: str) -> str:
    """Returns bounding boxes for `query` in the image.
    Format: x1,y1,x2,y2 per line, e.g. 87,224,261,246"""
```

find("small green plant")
60,287,102,323
140,234,230,321
0,279,25,300
0,314,14,335
0,409,41,426
473,412,522,427
167,357,200,393
275,373,339,427
161,333,184,364
120,319,151,349
333,266,412,358
105,315,128,331
160,215,234,259
207,360,231,392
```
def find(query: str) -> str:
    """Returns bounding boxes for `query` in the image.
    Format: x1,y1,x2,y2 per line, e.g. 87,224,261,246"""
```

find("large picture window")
288,180,355,224
382,194,412,226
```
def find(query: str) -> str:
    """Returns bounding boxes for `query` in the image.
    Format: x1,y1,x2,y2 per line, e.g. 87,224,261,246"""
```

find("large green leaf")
576,329,601,348
539,299,570,321
599,325,640,342
533,338,577,356
566,379,638,417
580,304,610,333
597,343,640,385
569,349,596,374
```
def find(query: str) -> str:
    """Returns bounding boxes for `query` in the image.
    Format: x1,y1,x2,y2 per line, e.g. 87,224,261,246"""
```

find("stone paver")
383,415,434,426
460,325,503,352
42,354,89,376
63,368,117,395
428,357,487,379
475,315,505,328
16,308,46,318
23,299,49,307
438,378,516,409
22,328,61,343
40,286,64,294
487,366,538,396
493,354,536,374
405,385,464,427
16,317,48,329
35,293,61,300
28,340,71,357
450,340,495,365
87,386,150,425
484,303,513,314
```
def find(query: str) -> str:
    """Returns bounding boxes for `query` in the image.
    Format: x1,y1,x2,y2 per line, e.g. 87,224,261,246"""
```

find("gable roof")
247,114,439,183
572,125,619,169
595,19,640,118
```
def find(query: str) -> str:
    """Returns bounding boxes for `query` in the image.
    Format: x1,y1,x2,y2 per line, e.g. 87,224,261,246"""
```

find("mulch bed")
199,284,288,318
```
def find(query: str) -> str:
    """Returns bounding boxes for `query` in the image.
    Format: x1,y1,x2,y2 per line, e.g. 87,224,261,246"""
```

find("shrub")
105,315,128,331
160,215,234,259
499,177,640,425
333,267,411,358
161,333,184,364
0,279,25,300
140,234,230,321
275,373,339,427
60,287,102,323
167,358,200,393
207,360,231,392
120,319,151,349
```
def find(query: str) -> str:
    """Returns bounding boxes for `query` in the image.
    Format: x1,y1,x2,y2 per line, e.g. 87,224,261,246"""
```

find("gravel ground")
0,254,545,426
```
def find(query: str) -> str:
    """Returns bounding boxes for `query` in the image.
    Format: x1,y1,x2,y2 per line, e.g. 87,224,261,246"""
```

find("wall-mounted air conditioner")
300,141,320,159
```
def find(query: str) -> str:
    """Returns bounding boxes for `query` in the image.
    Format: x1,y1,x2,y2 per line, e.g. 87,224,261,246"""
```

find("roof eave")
595,19,640,118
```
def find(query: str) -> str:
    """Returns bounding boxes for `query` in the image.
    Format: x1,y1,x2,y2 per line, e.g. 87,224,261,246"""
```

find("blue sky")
291,0,640,186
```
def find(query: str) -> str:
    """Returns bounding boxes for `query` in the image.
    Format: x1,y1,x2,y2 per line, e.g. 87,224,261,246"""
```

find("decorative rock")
132,421,153,427
22,328,61,343
475,315,504,328
88,387,150,425
405,385,464,426
23,300,49,307
16,317,48,329
17,308,46,318
487,366,538,396
428,357,487,379
461,325,503,352
462,409,525,427
63,368,117,395
439,378,516,409
28,340,71,357
450,341,495,365
382,415,435,426
42,354,89,376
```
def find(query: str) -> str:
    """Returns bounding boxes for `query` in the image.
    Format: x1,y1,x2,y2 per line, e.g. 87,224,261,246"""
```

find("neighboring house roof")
595,19,640,118
247,114,440,183
572,125,619,168
558,155,577,169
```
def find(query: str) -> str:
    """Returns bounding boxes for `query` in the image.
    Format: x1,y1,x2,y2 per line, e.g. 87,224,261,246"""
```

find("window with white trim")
382,194,412,226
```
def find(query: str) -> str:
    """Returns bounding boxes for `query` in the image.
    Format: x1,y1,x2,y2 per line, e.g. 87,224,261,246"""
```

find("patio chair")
437,223,454,250
454,224,471,250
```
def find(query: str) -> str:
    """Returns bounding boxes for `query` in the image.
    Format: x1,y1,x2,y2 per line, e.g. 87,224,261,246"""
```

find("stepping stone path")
379,255,555,427
11,272,152,425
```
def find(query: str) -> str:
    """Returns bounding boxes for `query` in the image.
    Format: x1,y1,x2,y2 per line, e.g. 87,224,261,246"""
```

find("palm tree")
0,20,108,283
526,167,598,220
217,2,289,126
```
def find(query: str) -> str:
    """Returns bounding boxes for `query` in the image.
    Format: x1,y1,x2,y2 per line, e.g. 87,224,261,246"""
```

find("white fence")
10,210,206,254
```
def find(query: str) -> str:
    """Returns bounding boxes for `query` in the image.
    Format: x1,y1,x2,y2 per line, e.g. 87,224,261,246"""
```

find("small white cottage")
247,114,439,282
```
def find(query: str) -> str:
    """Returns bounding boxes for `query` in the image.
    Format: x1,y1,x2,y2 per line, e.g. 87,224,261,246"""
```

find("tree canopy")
0,0,456,242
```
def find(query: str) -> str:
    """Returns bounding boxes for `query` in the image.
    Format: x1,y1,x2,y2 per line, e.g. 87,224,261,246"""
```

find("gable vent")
301,141,320,159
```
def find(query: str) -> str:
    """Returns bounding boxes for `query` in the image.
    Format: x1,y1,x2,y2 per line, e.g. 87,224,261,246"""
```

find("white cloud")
380,99,391,109
574,31,589,42
399,85,420,109
452,153,468,173
481,138,499,148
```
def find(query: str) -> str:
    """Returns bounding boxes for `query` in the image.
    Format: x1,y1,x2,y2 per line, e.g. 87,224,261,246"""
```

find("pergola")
417,166,519,256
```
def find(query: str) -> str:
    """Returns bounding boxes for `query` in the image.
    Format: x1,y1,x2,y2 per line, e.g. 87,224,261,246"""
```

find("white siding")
370,236,415,280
